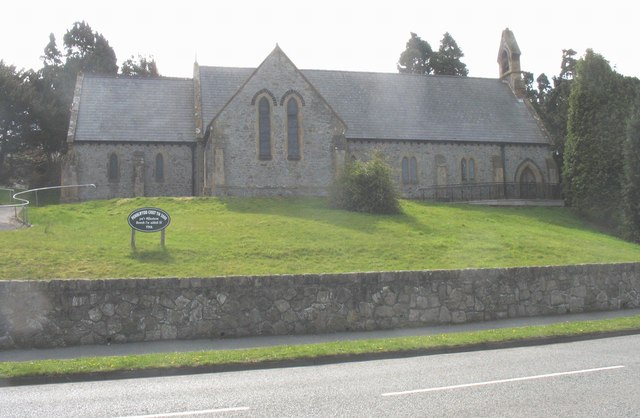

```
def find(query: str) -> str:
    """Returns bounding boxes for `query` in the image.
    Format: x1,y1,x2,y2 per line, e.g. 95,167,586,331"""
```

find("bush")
330,153,401,214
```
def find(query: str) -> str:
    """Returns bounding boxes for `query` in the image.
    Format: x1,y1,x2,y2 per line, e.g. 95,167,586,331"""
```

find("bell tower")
497,28,525,98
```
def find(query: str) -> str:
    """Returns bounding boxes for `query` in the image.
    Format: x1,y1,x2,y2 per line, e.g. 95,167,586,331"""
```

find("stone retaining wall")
1,263,638,349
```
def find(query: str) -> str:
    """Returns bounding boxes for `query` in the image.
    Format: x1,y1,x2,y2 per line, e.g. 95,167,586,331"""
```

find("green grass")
1,314,638,379
0,196,639,279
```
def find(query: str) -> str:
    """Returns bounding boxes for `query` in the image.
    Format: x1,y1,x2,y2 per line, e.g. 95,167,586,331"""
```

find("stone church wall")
348,140,554,198
207,50,345,197
1,263,638,349
503,144,557,183
66,143,194,200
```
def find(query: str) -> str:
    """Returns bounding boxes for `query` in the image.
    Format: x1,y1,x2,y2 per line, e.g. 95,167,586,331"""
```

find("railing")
0,184,96,226
418,182,562,202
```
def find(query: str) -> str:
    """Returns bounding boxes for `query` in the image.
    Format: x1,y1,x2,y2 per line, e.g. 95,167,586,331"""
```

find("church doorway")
519,166,537,199
515,160,544,199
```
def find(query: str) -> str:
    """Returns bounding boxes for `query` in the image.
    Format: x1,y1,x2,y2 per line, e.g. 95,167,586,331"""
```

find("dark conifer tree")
622,106,640,241
563,50,634,227
397,32,433,74
431,32,468,76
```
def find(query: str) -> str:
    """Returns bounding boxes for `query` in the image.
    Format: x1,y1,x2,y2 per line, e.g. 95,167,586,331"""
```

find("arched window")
501,50,510,75
402,157,409,184
155,153,164,182
409,157,418,184
258,96,271,160
287,98,300,160
468,158,475,181
461,158,467,182
402,157,418,184
108,153,119,182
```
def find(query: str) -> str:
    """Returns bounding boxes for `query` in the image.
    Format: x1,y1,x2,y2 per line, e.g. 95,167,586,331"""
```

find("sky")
2,0,639,82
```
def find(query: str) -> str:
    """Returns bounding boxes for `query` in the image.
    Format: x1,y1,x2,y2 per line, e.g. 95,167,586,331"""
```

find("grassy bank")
1,314,639,380
0,197,639,279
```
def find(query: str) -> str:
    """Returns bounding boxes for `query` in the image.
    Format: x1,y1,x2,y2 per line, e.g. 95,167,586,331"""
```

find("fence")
0,184,96,226
418,182,562,202
0,188,14,204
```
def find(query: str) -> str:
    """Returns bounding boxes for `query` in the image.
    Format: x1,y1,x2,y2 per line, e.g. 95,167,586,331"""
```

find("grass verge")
1,197,640,279
2,314,639,380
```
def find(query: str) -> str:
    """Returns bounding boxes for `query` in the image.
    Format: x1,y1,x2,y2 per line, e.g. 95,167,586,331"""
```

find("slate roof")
303,70,547,144
198,66,548,145
73,75,195,143
198,66,253,130
72,67,548,145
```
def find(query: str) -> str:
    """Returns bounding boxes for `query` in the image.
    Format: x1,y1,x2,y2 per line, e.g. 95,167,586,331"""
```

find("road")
1,335,639,417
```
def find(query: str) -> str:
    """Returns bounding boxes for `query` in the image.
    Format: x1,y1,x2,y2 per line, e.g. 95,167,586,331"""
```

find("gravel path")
0,206,20,230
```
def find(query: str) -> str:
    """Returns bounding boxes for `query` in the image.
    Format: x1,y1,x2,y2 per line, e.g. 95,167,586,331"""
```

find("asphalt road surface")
1,335,639,417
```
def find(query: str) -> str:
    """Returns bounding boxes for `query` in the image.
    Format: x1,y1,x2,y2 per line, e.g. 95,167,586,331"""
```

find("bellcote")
497,28,525,98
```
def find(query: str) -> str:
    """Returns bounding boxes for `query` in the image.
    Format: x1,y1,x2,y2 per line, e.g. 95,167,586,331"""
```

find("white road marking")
118,406,250,417
382,365,625,397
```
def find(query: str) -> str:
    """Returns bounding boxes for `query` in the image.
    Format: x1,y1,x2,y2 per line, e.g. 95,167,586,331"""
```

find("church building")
61,29,558,202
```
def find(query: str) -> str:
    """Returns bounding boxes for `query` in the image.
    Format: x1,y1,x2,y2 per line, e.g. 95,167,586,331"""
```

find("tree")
0,62,33,182
397,33,433,75
622,105,640,242
563,50,634,227
536,73,552,97
121,55,159,77
42,33,62,67
431,32,468,76
28,32,74,182
523,49,577,171
559,48,578,81
544,50,577,164
330,152,401,214
63,21,117,75
2,21,159,187
14,22,119,187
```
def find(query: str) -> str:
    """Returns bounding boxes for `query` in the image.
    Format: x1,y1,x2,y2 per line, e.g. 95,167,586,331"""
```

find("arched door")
519,167,537,199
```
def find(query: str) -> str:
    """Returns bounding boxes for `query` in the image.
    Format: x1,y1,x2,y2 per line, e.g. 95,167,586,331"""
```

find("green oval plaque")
128,207,171,232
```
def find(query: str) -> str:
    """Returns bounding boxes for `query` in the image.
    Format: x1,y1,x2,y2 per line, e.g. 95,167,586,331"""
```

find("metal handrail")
0,184,96,226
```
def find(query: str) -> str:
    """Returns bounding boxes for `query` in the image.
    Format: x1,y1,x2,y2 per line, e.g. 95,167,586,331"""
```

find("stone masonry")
348,141,555,199
63,143,194,200
206,47,346,197
1,263,638,349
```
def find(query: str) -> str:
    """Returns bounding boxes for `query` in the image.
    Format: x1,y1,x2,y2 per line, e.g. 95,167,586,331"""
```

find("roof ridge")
198,65,255,71
300,68,499,81
82,73,193,82
198,65,499,81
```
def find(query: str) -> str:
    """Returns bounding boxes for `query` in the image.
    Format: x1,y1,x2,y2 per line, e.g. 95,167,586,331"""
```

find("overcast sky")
2,0,638,81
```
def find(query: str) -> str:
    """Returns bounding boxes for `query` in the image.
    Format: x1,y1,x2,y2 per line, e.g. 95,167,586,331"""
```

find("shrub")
330,153,401,214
